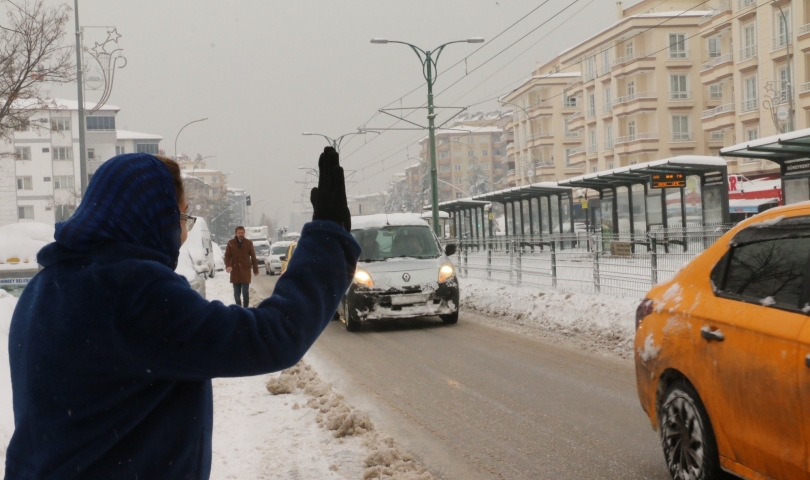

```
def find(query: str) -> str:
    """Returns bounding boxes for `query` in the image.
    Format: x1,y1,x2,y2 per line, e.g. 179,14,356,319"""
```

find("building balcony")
527,132,555,147
614,132,659,156
611,51,656,77
738,45,757,70
699,1,731,25
666,50,690,62
701,103,736,130
604,139,615,151
668,91,694,109
700,53,734,84
506,144,515,156
670,132,697,150
737,0,755,11
567,147,586,165
562,131,582,144
798,23,810,53
740,97,758,114
772,33,791,53
612,91,657,117
567,111,585,131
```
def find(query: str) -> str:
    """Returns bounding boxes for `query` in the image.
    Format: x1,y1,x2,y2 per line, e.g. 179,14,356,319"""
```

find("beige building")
561,1,712,174
348,192,385,216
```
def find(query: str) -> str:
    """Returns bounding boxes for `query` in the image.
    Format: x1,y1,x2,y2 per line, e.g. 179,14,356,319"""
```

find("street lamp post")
372,36,484,236
73,0,88,196
190,154,216,175
175,118,208,160
302,131,376,153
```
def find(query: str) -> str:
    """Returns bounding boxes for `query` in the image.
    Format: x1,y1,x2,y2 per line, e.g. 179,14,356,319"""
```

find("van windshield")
271,245,288,255
350,225,440,262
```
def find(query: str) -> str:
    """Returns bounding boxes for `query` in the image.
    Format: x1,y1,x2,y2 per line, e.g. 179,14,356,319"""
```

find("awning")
420,210,450,219
557,156,727,190
469,182,573,203
729,198,780,213
721,128,810,164
437,199,490,213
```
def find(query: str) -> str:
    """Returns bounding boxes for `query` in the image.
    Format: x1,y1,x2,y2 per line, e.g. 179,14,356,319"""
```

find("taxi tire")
440,311,459,324
345,310,360,332
659,381,721,480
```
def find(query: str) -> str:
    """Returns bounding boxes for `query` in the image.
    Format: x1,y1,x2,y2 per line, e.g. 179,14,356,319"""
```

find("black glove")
310,147,351,232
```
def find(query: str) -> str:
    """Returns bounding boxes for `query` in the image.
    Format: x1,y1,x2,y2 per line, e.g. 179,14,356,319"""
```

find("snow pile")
0,290,18,461
266,363,433,480
459,277,640,357
0,222,54,270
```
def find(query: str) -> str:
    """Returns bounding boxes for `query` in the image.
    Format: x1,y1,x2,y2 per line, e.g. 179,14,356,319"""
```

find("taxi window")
712,218,810,312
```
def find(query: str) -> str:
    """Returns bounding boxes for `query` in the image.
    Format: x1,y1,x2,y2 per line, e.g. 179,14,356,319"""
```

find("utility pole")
74,0,88,196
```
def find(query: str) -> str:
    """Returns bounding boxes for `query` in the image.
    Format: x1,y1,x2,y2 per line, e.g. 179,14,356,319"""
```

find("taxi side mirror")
279,255,287,261
444,244,457,256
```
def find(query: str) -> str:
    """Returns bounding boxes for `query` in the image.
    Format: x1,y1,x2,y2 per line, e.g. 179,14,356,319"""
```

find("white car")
211,241,225,272
265,241,292,275
176,243,206,298
185,217,215,278
252,239,271,265
339,213,459,332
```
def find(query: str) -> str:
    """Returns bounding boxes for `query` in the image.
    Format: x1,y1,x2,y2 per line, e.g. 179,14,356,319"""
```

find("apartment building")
347,192,385,216
561,1,712,175
0,100,163,226
501,62,583,186
418,111,509,201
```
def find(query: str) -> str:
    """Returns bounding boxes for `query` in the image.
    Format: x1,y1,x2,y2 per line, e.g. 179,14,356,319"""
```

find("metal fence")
450,224,732,298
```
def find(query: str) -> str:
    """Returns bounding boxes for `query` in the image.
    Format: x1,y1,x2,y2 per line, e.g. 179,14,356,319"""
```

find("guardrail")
701,102,734,119
701,52,732,71
615,132,658,144
613,91,657,106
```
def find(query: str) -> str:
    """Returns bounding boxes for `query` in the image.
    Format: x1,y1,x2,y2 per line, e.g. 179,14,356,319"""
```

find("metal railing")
567,111,584,121
567,146,585,155
773,33,791,51
587,143,598,154
613,91,657,106
603,102,613,113
801,82,810,94
565,130,581,138
671,131,693,142
448,225,732,298
701,52,733,71
612,51,650,67
668,49,690,60
615,132,658,144
604,139,615,150
740,97,758,113
737,0,754,9
739,45,757,62
699,1,731,24
800,23,810,36
669,91,691,100
701,102,734,119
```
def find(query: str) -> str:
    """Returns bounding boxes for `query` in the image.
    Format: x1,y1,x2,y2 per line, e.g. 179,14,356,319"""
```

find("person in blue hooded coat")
4,148,359,479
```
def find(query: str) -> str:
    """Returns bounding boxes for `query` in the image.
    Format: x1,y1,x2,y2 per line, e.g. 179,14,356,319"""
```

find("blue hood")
38,153,181,269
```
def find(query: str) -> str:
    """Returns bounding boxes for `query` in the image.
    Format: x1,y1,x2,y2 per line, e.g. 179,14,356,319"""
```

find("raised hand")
310,147,351,232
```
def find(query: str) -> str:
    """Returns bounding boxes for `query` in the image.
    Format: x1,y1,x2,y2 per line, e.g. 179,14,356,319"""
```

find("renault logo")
402,273,411,282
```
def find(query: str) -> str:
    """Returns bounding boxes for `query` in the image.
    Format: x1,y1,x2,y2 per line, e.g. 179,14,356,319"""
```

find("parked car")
338,213,459,332
175,243,206,298
279,242,297,275
211,241,225,272
265,241,292,275
253,239,271,265
634,202,810,480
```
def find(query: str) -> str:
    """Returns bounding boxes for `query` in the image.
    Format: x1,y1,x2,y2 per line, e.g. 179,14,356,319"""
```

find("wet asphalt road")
252,273,671,480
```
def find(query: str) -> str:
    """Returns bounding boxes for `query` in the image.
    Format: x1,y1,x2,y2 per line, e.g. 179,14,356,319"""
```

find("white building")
0,99,162,226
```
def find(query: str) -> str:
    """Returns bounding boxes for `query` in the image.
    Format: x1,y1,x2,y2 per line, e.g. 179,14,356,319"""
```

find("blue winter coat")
4,154,359,479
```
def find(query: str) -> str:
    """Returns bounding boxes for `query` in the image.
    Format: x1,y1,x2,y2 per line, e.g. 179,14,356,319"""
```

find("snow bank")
0,290,18,462
0,222,54,271
459,277,640,357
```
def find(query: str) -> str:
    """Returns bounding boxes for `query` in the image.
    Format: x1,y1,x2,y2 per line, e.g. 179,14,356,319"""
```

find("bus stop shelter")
720,128,810,205
435,199,490,240
557,156,730,238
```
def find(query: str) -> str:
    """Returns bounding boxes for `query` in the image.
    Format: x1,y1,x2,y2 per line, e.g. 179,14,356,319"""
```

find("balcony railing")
739,45,757,62
528,132,554,140
587,143,598,154
740,97,758,113
615,132,658,144
701,52,733,71
669,91,692,101
800,23,810,36
612,51,650,67
801,82,810,94
671,132,693,142
568,147,585,156
603,103,613,113
604,139,615,150
613,91,657,106
565,130,581,138
567,111,584,121
701,102,735,119
668,49,690,60
586,108,596,119
773,33,791,51
699,1,731,24
709,132,725,142
737,0,754,9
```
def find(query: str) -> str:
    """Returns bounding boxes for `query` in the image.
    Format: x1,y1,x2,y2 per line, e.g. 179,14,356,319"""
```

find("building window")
54,176,74,190
584,56,596,81
43,177,50,182
588,129,597,154
608,163,614,170
709,84,723,100
672,115,691,141
467,136,473,144
710,131,724,141
17,176,32,190
565,149,574,166
708,37,721,58
625,42,634,58
668,33,687,59
670,74,688,99
115,145,124,155
563,93,578,108
605,124,614,149
482,150,488,156
587,93,596,117
55,205,72,222
741,23,756,60
87,148,95,160
454,164,462,171
601,49,610,75
439,151,449,159
603,87,612,112
628,121,636,139
453,150,461,158
776,65,790,103
456,192,463,199
482,163,489,170
52,147,72,160
468,150,474,157
14,147,30,160
51,118,70,132
742,75,757,112
136,143,159,155
86,116,116,131
774,8,791,49
455,178,462,185
627,81,635,98
746,126,759,141
18,206,34,220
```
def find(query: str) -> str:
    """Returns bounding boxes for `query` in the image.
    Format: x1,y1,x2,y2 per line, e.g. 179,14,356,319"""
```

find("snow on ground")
207,274,434,479
458,277,641,358
0,222,53,271
0,290,16,462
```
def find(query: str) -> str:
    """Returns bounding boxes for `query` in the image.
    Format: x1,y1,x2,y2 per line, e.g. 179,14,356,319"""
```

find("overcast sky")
48,0,635,227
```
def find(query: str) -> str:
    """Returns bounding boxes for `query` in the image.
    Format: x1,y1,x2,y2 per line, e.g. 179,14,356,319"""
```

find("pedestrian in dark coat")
4,148,356,480
224,226,259,306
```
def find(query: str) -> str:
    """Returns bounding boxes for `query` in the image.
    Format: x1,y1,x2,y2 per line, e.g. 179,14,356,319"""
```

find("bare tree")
0,0,74,142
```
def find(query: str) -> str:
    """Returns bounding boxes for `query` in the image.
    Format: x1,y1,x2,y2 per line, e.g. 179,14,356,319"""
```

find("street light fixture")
175,117,208,160
302,130,378,153
372,36,484,236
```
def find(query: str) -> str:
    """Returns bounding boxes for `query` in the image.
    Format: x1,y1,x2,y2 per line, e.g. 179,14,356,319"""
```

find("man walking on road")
224,226,259,306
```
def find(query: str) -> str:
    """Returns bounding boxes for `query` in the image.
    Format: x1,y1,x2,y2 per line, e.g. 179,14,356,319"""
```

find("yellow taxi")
635,201,810,480
279,242,297,275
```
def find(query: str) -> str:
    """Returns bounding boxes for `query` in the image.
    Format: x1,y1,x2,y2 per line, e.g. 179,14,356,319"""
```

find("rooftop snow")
721,126,810,154
351,213,429,230
560,156,726,185
116,130,163,141
13,98,120,112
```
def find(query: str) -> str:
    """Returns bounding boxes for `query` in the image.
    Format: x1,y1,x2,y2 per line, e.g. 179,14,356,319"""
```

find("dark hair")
235,226,245,232
155,155,185,206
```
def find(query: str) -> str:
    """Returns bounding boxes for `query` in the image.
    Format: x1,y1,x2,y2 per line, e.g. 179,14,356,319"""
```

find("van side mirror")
279,255,287,261
444,244,457,256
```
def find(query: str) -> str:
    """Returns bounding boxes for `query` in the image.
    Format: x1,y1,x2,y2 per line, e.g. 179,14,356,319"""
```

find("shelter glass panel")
666,188,683,227
512,202,522,235
550,195,560,233
785,178,810,205
616,186,631,233
685,175,702,226
647,189,663,227
601,193,614,250
632,184,646,233
522,200,531,234
703,184,724,225
561,194,572,233
540,197,550,235
530,198,540,235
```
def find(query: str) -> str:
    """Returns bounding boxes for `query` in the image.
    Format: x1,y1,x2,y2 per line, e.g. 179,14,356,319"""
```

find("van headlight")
438,263,455,283
354,268,374,288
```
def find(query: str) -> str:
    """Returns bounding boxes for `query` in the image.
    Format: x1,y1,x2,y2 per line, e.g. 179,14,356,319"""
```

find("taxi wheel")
440,311,459,324
344,305,361,332
659,381,720,480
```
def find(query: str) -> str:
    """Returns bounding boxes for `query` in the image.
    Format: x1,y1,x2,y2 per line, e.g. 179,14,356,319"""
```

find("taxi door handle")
700,326,725,342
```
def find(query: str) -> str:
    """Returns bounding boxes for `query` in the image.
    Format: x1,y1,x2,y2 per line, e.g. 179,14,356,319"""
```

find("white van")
265,241,292,275
185,217,215,278
339,213,459,332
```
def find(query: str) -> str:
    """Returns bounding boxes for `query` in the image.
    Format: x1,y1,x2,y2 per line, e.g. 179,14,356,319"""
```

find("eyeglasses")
180,212,197,231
